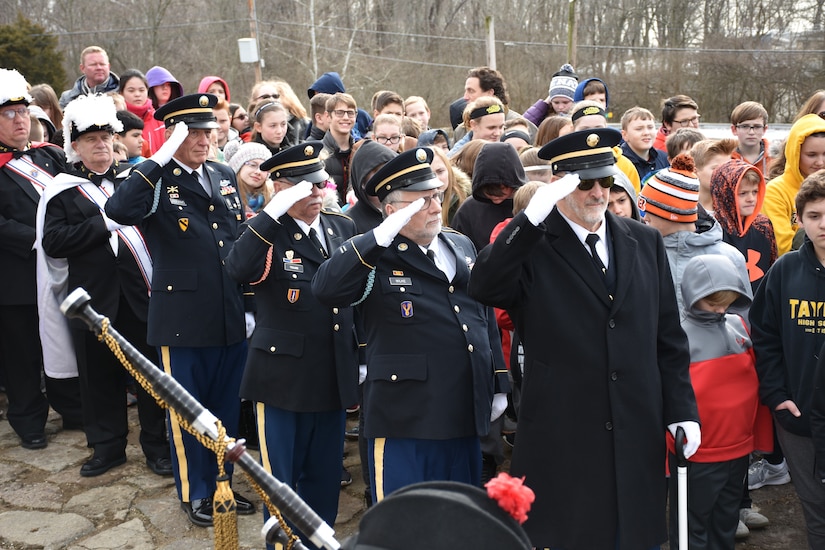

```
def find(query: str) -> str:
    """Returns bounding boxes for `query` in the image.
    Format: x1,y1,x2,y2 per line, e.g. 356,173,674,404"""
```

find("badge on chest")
283,250,304,273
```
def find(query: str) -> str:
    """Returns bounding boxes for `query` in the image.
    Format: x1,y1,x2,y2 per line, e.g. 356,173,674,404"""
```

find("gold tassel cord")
97,317,301,550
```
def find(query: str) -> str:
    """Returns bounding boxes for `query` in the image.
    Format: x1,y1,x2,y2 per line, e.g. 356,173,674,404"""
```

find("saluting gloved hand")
263,180,313,221
668,421,701,459
490,393,508,422
150,121,189,166
372,197,425,247
523,173,581,225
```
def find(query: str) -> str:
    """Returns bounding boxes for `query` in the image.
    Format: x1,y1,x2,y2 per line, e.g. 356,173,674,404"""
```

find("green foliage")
0,13,65,91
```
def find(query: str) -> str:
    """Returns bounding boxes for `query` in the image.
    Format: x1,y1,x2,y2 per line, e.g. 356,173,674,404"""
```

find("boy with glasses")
730,101,772,177
322,93,359,205
654,94,701,153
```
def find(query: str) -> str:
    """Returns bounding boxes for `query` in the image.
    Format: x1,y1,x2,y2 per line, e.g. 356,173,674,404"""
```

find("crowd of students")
5,45,825,549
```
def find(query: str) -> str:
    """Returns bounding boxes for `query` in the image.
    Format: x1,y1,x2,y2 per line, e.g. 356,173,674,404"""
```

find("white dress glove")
102,214,125,232
150,121,189,166
490,393,508,422
668,421,701,460
263,180,313,221
523,173,581,225
244,312,256,339
358,364,367,385
372,198,425,247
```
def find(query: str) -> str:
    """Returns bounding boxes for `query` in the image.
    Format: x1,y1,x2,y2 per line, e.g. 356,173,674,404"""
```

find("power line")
259,31,472,70
29,16,825,56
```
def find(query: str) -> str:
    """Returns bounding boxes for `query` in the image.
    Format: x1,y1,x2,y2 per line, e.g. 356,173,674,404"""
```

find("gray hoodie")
680,254,752,360
663,218,751,313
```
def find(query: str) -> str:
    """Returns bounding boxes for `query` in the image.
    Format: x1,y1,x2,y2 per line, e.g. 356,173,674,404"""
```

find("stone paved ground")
0,400,366,549
0,397,807,549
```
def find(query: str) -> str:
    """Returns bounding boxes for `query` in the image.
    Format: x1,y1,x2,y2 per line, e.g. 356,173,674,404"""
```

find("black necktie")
585,233,607,276
426,249,436,263
309,228,328,258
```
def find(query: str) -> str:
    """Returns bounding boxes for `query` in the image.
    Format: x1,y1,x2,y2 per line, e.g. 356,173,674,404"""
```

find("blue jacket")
620,142,669,182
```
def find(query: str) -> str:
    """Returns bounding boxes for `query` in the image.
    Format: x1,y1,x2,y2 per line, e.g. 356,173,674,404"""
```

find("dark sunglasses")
577,175,614,191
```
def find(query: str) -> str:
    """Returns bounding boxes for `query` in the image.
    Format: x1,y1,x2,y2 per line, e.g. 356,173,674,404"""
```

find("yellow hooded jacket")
763,114,825,255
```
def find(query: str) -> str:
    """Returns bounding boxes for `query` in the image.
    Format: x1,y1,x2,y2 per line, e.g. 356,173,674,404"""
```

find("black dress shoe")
21,434,47,450
80,454,126,477
181,498,213,527
233,492,256,515
146,456,173,477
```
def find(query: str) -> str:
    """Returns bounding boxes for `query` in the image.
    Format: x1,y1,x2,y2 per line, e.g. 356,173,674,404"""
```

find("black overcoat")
468,209,698,550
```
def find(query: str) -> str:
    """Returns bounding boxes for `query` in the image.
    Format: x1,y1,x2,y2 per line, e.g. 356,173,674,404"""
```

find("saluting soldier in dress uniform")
312,147,510,504
40,94,170,478
0,68,80,450
105,93,255,527
225,142,359,546
468,128,700,550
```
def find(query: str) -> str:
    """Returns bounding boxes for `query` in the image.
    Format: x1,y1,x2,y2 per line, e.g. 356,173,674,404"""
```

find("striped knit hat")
638,154,699,222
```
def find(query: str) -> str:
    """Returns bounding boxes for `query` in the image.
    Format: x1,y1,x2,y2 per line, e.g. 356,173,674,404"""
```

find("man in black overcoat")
468,128,701,550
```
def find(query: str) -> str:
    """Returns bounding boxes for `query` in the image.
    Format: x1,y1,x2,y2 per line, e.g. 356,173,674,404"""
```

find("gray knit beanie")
227,142,271,174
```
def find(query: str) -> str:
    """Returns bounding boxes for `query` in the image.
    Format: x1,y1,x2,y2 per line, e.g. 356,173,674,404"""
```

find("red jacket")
668,347,773,462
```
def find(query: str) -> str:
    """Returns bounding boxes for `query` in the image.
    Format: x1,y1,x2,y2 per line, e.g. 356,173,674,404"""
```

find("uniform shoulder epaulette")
321,209,353,221
442,226,462,235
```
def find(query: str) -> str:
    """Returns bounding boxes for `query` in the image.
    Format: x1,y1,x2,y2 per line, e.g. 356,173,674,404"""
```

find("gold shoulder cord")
97,318,302,550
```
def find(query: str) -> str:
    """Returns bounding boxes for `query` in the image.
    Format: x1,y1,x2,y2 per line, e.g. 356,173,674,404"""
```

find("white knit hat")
227,142,271,173
0,68,33,107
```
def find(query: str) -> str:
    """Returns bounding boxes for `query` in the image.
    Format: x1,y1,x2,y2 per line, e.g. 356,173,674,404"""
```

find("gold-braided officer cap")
154,93,219,129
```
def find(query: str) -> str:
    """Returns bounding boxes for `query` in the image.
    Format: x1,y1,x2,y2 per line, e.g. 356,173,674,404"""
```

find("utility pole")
568,0,577,67
248,0,262,82
486,16,496,70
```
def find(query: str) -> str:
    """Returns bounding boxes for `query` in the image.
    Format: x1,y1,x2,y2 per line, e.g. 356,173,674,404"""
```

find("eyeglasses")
330,109,356,119
0,107,29,120
577,175,614,191
391,191,444,211
672,115,701,127
242,160,263,171
375,135,402,145
233,113,249,121
257,93,280,101
735,123,766,133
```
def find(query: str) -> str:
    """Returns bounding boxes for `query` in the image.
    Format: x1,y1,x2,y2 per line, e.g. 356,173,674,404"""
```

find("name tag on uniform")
389,277,412,286
284,262,304,273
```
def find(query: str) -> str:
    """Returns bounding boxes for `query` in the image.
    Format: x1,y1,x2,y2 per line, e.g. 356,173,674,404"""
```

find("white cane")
675,426,688,550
